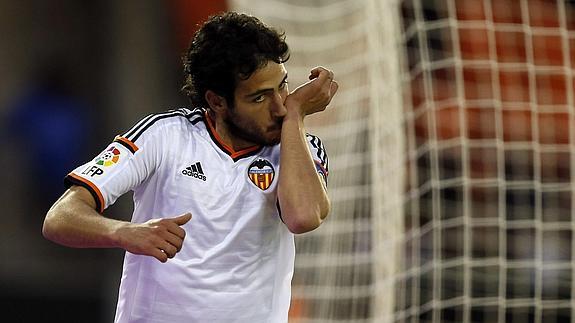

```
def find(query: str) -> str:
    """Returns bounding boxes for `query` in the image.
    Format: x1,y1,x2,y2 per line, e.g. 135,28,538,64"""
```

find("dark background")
0,1,225,322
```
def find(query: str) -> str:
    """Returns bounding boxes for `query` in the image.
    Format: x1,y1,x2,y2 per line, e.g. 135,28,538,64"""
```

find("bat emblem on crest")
247,158,275,190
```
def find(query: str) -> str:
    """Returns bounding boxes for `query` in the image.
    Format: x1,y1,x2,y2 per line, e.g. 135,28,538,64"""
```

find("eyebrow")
245,73,288,98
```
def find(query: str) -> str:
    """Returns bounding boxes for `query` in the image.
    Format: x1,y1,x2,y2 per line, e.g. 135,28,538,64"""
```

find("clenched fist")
115,213,192,263
285,66,338,116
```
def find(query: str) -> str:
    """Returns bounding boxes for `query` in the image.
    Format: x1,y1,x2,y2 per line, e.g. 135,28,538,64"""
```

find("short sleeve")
305,133,329,187
64,134,157,213
64,114,183,214
64,108,194,213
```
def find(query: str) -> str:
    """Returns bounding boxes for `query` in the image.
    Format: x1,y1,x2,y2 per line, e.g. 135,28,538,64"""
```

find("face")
225,62,289,147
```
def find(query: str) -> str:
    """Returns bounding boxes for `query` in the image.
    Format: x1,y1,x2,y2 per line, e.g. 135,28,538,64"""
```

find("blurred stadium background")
1,0,574,322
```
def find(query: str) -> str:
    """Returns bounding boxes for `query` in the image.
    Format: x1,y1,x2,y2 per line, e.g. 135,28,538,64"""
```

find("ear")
205,90,229,115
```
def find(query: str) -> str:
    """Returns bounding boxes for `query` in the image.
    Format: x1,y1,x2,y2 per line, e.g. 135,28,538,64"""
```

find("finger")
330,80,339,96
161,231,185,251
311,68,330,83
151,248,168,263
165,222,187,240
171,212,192,226
308,66,329,80
157,241,178,258
320,73,336,93
308,67,321,80
317,70,334,90
325,69,334,81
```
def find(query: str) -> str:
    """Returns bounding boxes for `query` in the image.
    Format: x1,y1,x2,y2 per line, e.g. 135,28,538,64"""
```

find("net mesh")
228,0,404,322
399,0,575,322
227,0,575,322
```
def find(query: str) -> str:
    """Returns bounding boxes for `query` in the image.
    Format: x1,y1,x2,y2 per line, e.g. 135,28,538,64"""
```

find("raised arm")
277,67,338,234
43,185,191,263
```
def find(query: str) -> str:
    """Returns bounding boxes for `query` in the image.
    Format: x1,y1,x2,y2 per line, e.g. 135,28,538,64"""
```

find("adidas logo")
181,162,206,181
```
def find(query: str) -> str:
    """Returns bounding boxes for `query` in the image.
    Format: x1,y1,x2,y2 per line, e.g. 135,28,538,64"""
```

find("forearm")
44,186,191,262
278,109,330,234
42,188,126,248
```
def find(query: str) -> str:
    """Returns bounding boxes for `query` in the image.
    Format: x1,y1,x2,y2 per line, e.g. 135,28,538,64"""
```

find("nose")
271,92,287,118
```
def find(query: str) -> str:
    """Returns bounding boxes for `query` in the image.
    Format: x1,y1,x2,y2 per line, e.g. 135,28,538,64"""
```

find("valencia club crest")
248,158,275,190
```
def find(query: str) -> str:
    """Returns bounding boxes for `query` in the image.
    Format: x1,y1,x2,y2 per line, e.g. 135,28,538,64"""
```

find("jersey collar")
204,111,263,162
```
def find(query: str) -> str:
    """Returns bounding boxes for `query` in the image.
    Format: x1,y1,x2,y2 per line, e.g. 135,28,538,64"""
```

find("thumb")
330,80,339,96
171,212,192,225
309,69,320,80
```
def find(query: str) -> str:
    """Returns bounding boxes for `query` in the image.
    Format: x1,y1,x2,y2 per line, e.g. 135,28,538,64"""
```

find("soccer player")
42,12,337,323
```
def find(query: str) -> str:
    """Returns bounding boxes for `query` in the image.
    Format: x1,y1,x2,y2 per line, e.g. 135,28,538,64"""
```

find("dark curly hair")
182,12,290,108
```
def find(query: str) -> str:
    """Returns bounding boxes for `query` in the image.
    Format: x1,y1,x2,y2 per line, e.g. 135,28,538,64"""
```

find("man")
43,12,337,323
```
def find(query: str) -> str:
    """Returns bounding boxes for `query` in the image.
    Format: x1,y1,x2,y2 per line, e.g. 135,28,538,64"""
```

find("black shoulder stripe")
316,137,328,168
122,109,188,142
187,108,205,124
306,134,318,150
306,134,328,169
131,111,186,142
190,116,204,125
123,113,155,139
187,107,205,115
178,107,193,115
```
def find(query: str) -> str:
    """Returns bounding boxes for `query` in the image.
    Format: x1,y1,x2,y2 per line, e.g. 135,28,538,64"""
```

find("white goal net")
228,0,575,323
399,1,574,322
229,0,405,322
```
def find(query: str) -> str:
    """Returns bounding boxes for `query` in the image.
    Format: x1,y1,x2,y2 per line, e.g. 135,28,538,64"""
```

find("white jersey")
65,108,329,323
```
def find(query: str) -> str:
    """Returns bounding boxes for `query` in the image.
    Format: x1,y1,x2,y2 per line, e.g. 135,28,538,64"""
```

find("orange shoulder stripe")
114,136,139,153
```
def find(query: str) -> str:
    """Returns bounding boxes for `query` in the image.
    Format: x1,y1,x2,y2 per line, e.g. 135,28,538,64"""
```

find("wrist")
284,104,305,122
109,221,130,249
